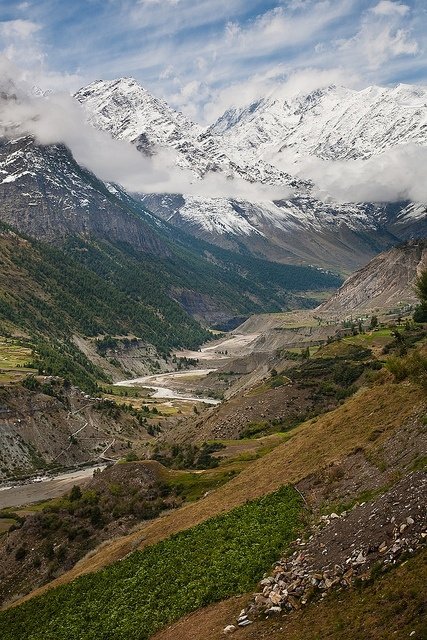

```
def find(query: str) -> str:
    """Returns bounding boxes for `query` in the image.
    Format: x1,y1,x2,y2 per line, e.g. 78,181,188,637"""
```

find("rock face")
0,380,149,481
0,136,167,255
75,78,427,272
317,239,427,316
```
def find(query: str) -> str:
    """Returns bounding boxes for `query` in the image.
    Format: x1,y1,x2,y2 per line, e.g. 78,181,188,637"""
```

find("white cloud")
299,144,427,203
0,60,289,201
335,1,419,70
222,2,354,58
371,1,410,17
0,19,40,39
202,65,361,124
0,17,84,92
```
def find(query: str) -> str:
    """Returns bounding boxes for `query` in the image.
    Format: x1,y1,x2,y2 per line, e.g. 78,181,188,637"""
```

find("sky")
0,0,426,123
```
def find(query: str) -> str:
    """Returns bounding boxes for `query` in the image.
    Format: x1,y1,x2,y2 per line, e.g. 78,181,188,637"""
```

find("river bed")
114,369,221,405
0,465,107,510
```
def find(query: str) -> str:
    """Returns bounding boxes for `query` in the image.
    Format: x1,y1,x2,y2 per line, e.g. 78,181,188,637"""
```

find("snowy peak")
75,77,200,151
208,83,427,165
74,77,300,187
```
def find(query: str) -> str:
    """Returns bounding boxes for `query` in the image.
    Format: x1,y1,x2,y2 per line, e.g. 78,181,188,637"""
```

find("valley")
0,47,426,639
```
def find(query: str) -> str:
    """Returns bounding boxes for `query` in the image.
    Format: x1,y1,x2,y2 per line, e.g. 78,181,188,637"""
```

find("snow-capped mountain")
208,84,427,166
75,77,299,187
0,135,167,254
74,78,427,272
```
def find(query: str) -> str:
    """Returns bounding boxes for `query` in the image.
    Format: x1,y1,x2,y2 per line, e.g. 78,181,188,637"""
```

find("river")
0,465,107,510
113,369,221,405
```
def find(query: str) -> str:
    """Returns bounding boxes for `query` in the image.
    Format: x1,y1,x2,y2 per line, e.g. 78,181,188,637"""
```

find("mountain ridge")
75,77,426,272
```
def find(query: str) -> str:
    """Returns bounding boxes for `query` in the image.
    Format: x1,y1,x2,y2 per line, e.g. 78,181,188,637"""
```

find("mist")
295,145,427,204
0,61,291,202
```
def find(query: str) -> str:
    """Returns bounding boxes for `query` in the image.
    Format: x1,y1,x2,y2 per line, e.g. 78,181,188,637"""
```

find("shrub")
14,546,26,561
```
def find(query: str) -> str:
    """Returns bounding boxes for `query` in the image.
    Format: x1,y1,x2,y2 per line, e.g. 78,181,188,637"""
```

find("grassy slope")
10,380,424,605
0,487,304,640
153,547,427,640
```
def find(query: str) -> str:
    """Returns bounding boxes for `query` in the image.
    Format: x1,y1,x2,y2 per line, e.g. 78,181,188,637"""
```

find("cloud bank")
1,1,425,123
0,60,290,201
299,145,427,204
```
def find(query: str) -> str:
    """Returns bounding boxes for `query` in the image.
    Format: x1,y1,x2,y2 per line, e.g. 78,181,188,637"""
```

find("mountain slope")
208,83,427,164
0,129,341,390
317,239,427,316
0,133,339,302
1,378,424,628
75,79,426,272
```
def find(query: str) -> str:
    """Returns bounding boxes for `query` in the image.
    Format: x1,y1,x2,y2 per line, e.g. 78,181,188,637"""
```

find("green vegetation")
0,338,33,369
164,468,240,502
386,347,427,390
0,486,303,640
413,267,427,322
0,220,341,391
153,442,226,469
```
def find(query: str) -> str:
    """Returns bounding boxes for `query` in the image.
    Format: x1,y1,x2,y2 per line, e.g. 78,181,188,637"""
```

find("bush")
386,350,427,388
14,546,26,561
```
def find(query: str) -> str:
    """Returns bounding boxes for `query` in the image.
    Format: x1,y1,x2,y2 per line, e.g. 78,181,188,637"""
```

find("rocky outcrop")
317,239,427,316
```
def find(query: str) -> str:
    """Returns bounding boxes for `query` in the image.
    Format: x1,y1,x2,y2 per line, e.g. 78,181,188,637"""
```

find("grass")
164,468,240,502
156,434,288,502
0,338,36,384
100,384,153,398
152,547,427,640
0,518,16,535
10,381,424,607
342,329,394,350
0,486,304,640
0,338,33,369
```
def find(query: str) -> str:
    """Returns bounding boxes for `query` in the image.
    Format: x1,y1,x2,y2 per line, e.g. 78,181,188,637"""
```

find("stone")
269,592,283,605
260,578,272,586
223,625,236,634
406,516,414,525
354,552,366,565
238,620,252,627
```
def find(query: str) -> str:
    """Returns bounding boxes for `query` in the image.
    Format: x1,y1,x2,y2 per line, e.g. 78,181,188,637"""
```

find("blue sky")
0,0,426,122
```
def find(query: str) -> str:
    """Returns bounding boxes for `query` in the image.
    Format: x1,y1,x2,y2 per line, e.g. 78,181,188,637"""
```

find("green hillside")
0,486,303,640
0,221,340,391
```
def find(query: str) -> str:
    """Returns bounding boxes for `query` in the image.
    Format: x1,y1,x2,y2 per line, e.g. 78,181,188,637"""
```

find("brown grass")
8,381,424,610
